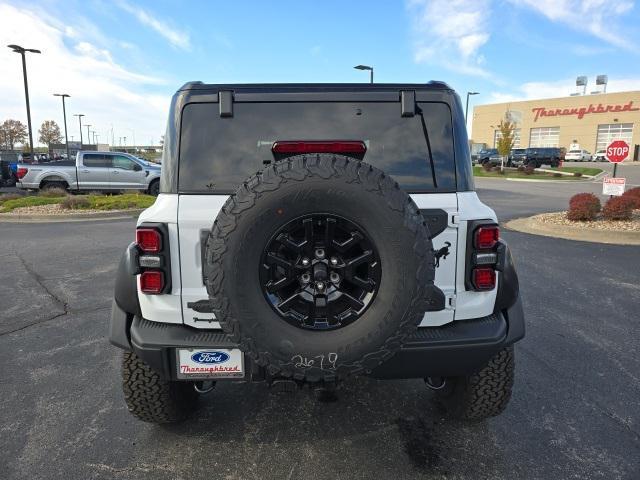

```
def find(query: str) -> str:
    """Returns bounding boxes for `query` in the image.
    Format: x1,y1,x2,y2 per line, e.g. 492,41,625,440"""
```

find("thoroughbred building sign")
532,101,640,122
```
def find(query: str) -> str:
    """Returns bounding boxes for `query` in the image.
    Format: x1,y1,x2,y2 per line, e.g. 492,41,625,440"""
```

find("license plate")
176,348,244,379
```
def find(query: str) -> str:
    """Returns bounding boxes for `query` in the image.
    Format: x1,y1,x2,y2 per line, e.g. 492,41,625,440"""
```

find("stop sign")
606,140,630,163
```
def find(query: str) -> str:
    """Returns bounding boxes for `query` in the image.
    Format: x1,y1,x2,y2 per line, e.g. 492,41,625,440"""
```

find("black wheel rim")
259,213,381,330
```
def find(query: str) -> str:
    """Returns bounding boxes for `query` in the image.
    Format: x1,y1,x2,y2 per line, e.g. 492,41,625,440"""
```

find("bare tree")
0,119,28,150
38,120,63,157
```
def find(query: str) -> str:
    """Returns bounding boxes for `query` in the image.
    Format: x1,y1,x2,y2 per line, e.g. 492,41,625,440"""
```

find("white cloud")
408,0,492,77
117,1,190,50
0,3,170,147
488,76,640,103
509,0,636,50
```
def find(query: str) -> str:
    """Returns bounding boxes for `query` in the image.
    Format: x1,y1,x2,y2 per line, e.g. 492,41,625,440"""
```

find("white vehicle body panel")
137,190,500,329
137,195,182,324
454,192,498,320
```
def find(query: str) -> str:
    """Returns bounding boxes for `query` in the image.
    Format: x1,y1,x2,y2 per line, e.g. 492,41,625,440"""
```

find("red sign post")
606,140,630,163
605,140,629,197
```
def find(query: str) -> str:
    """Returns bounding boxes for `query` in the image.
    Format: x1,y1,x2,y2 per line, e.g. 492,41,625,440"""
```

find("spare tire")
204,154,435,382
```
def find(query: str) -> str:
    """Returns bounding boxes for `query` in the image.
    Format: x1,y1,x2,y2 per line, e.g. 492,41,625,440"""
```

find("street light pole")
465,91,479,125
54,93,71,160
85,124,91,145
7,44,41,156
74,114,84,146
354,64,374,84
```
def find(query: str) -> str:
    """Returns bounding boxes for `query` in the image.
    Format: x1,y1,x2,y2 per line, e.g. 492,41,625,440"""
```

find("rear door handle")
112,170,119,174
82,169,90,173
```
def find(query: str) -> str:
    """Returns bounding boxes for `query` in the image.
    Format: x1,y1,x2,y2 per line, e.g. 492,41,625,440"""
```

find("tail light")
135,224,171,295
139,271,164,294
474,226,499,250
136,228,162,252
272,140,367,155
17,167,28,179
472,267,496,291
467,222,500,291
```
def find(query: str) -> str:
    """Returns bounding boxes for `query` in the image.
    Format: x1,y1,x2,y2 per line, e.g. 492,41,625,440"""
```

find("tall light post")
53,93,71,160
128,128,136,153
7,44,41,156
354,64,373,84
465,91,479,125
85,124,91,145
74,114,84,146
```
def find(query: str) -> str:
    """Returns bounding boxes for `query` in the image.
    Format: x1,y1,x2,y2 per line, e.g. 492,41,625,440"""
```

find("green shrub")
603,196,635,221
0,193,23,204
60,196,90,210
0,196,63,213
567,193,601,221
87,193,155,210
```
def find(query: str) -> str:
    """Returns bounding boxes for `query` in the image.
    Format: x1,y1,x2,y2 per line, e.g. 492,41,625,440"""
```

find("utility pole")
53,93,71,160
7,45,41,156
74,114,84,146
85,124,91,145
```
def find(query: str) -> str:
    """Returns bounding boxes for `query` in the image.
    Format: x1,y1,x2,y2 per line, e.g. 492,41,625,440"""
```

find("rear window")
178,102,456,193
83,154,111,168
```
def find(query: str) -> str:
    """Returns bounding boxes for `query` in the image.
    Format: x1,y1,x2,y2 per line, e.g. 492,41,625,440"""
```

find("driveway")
0,183,638,479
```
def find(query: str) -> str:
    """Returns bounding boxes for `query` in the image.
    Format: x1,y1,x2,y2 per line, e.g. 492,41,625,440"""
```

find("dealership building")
471,90,640,161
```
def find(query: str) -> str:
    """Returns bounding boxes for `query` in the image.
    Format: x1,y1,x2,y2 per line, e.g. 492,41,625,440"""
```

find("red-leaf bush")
603,196,635,221
567,193,601,221
622,187,640,209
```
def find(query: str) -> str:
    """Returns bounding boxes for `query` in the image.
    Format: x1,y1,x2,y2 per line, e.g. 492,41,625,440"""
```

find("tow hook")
194,380,216,394
424,376,447,390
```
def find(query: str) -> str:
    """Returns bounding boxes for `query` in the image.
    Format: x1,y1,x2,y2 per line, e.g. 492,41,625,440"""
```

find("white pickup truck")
16,151,161,195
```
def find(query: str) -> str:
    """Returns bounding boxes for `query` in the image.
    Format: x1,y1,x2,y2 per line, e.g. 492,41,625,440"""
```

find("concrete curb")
504,178,593,183
536,168,597,179
0,209,144,223
506,215,640,245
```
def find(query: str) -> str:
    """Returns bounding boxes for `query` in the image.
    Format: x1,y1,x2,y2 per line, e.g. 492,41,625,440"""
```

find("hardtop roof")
177,81,453,93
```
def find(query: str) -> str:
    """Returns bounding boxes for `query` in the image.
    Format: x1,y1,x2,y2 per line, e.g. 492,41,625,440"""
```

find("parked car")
565,149,592,162
0,159,17,187
475,148,498,165
16,150,161,195
511,147,563,168
594,149,607,161
109,81,525,425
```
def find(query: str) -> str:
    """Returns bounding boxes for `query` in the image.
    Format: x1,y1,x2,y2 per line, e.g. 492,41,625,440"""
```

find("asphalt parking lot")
1,176,639,479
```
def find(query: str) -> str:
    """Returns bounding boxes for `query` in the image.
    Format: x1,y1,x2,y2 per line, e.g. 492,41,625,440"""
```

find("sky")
1,0,639,146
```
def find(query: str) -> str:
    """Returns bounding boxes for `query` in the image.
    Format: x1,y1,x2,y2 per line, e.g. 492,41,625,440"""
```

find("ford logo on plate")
191,351,230,364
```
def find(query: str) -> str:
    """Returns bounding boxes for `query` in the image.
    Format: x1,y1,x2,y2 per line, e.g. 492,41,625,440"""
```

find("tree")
38,120,63,156
496,116,516,170
0,119,28,150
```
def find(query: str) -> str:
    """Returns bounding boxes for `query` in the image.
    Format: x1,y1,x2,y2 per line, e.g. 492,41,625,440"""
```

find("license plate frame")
176,348,244,380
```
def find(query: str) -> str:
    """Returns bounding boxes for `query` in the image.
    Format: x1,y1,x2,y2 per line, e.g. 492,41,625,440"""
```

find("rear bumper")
110,297,525,381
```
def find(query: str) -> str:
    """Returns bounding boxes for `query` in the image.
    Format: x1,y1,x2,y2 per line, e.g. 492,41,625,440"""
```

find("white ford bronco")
109,82,524,423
